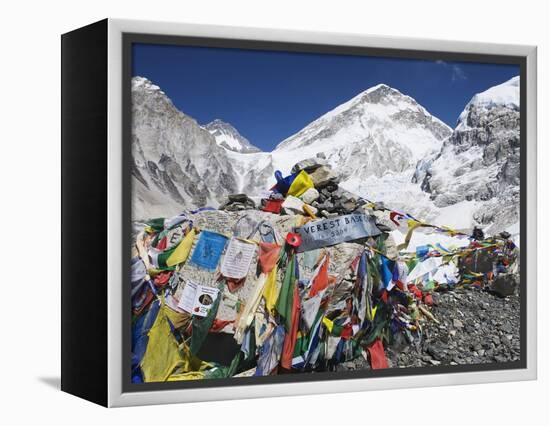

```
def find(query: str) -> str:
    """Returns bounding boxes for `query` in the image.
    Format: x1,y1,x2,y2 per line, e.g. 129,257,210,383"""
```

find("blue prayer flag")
190,230,228,271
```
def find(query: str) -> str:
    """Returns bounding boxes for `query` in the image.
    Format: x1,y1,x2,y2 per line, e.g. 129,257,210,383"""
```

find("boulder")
173,208,363,325
269,192,285,200
316,200,335,212
490,273,519,297
300,187,320,204
291,157,327,174
220,194,256,211
220,194,256,212
282,195,318,216
376,223,392,233
228,193,252,203
309,165,339,188
324,181,340,193
499,231,512,239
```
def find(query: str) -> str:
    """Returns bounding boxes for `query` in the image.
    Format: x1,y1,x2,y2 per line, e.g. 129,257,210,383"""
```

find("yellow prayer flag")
140,306,185,382
167,371,206,381
397,220,423,251
322,316,334,333
141,303,209,382
166,228,196,267
262,266,279,313
287,170,314,197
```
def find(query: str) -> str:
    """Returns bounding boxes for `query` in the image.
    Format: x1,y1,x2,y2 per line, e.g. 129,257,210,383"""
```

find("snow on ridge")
458,76,519,125
274,83,451,153
273,84,394,151
132,76,164,94
321,83,391,120
472,76,520,108
321,83,449,129
205,119,262,154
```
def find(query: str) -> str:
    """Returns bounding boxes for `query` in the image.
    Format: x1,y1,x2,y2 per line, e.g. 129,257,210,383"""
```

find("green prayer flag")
189,283,222,354
276,253,296,331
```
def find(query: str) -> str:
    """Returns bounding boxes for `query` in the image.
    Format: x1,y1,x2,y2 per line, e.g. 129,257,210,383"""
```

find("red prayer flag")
156,236,168,250
408,284,423,299
133,289,154,316
389,211,403,226
381,289,388,303
395,279,406,291
153,271,172,287
367,339,389,369
262,199,284,214
280,285,300,369
340,323,353,340
258,242,281,274
226,277,246,293
423,293,433,306
209,319,234,333
309,255,329,297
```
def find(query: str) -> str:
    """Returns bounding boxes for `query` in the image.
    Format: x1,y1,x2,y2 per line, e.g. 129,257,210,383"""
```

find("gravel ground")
337,287,521,371
390,288,521,368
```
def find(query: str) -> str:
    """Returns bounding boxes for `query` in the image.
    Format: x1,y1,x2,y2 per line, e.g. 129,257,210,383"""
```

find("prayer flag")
190,230,227,271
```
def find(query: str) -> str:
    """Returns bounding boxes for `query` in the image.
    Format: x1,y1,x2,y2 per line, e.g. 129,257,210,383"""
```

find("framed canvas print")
61,19,537,407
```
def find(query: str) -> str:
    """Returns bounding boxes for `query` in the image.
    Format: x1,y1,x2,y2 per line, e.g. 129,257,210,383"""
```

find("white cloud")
435,60,467,82
451,64,467,81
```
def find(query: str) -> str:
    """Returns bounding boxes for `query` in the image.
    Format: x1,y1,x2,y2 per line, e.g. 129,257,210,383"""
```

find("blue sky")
132,43,519,152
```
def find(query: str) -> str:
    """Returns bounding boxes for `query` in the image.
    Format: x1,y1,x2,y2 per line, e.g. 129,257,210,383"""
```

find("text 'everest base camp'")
130,76,520,383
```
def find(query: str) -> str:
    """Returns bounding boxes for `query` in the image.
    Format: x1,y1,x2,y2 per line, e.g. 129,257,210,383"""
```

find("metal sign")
295,213,380,252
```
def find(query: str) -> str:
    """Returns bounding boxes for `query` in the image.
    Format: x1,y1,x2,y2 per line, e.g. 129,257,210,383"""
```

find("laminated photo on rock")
220,238,257,280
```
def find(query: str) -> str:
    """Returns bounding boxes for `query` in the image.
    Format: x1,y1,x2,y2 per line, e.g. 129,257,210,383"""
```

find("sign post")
295,213,381,252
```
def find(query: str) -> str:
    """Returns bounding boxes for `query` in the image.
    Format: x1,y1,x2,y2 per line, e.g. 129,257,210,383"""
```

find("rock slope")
205,119,262,153
416,77,520,233
131,77,241,219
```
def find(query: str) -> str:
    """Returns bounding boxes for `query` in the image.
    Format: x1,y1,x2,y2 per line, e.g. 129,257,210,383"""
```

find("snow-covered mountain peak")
470,76,519,109
132,76,165,95
273,83,452,172
457,76,519,126
205,119,262,153
131,76,243,218
359,83,413,104
368,83,390,91
322,83,445,122
421,76,521,233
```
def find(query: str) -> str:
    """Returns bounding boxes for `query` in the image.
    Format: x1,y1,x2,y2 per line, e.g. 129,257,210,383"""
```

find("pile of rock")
314,186,365,217
292,156,371,217
219,193,256,212
220,155,389,234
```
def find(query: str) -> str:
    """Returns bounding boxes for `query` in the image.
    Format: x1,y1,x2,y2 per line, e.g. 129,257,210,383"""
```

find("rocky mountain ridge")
414,76,520,233
131,77,241,219
205,119,262,153
131,75,520,237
